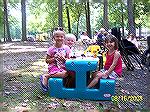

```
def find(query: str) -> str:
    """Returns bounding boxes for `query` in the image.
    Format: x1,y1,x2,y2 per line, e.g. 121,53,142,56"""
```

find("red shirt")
104,51,122,77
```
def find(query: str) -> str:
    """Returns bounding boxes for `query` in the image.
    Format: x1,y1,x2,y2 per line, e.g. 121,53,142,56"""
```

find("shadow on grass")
1,42,54,111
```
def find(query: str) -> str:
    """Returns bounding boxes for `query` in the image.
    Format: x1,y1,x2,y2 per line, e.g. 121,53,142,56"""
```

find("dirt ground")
0,41,150,112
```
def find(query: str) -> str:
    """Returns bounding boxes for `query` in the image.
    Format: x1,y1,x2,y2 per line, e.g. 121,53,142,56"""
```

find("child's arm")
57,55,67,62
64,46,71,60
45,54,55,64
65,52,70,59
103,51,121,77
56,45,71,61
46,46,56,64
56,52,70,62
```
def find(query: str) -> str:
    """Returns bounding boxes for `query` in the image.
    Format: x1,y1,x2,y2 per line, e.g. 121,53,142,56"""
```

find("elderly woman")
127,34,139,48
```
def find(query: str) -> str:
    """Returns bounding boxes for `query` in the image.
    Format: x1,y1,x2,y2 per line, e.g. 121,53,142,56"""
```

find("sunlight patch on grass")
31,58,48,75
31,59,47,68
9,65,47,78
8,69,42,79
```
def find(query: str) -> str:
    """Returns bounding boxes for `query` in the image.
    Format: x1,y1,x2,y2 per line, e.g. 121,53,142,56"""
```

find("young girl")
88,34,122,88
40,28,71,92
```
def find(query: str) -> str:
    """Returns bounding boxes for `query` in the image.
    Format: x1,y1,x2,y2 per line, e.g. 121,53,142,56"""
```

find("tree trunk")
127,0,136,36
76,11,81,40
21,0,27,41
103,0,109,31
58,0,63,27
65,0,71,33
139,24,141,37
3,0,11,42
85,1,91,38
121,3,124,37
3,15,6,42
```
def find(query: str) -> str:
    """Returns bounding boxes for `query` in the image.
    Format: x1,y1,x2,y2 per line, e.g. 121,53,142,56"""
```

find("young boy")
64,33,77,88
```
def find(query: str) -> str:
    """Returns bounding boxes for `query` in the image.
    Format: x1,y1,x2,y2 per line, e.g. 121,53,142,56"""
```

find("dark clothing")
142,36,150,66
96,33,104,46
144,48,150,56
111,27,121,41
147,36,150,48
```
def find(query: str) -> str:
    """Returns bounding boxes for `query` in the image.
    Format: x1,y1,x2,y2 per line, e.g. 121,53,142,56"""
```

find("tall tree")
0,0,4,41
21,0,27,41
67,2,85,38
103,0,109,31
85,1,91,38
58,0,63,27
121,2,125,37
65,0,71,33
127,0,136,35
3,0,11,42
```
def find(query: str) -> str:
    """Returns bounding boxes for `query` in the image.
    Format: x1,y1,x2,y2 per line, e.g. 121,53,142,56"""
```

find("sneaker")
40,75,48,93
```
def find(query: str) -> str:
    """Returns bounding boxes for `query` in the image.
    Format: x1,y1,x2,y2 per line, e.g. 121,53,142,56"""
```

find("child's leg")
87,76,99,88
87,71,100,83
50,71,67,78
42,71,67,87
87,71,103,88
42,74,49,87
91,71,99,78
65,71,76,88
41,65,68,87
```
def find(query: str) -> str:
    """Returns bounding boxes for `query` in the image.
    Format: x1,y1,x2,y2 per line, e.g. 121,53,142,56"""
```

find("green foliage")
145,14,150,28
64,2,85,33
9,0,20,3
1,0,150,41
134,1,150,27
108,1,128,29
28,0,58,33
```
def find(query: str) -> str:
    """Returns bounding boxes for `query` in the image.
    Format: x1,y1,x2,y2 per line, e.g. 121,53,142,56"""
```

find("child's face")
105,40,115,50
65,37,76,47
53,31,65,45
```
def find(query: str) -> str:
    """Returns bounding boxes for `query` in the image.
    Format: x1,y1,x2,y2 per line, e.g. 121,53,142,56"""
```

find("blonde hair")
65,34,76,41
99,28,105,33
53,30,65,36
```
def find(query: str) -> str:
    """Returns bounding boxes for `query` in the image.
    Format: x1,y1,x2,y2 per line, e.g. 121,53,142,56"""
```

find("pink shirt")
104,51,122,77
47,45,70,68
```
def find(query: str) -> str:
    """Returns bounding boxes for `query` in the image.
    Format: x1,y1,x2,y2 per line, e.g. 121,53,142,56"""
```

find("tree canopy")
1,0,150,41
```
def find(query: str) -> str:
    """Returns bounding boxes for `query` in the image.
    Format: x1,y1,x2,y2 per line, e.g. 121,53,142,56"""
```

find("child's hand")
96,71,108,79
102,73,108,78
96,71,103,78
57,54,66,61
54,52,59,58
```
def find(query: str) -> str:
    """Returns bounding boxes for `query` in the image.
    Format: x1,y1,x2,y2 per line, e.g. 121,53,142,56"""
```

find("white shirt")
127,38,139,48
80,35,90,41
